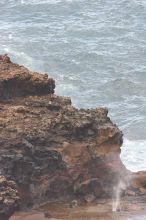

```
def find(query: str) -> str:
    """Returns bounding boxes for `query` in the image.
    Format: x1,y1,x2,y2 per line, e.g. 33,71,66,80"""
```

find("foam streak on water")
0,0,146,171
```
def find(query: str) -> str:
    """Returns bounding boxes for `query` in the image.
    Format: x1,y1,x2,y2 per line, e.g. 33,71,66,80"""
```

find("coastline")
11,197,146,220
0,54,146,219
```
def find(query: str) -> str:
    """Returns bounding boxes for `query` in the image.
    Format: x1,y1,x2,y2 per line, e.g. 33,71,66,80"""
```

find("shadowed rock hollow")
0,55,146,218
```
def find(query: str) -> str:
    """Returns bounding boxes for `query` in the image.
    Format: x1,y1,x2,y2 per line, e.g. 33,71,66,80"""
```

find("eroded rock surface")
129,172,146,195
0,54,55,100
0,55,146,215
0,176,19,220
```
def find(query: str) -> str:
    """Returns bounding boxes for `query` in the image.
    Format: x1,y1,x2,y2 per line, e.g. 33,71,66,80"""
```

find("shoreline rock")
0,54,146,218
0,176,19,220
10,196,146,220
0,54,55,100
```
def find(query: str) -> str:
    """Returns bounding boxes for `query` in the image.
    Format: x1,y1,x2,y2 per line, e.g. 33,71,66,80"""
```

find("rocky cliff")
0,55,146,218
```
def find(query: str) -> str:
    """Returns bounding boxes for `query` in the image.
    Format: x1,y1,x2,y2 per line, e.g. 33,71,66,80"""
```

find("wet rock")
69,200,78,208
74,178,104,198
129,171,146,195
44,211,52,218
125,190,136,196
84,194,96,203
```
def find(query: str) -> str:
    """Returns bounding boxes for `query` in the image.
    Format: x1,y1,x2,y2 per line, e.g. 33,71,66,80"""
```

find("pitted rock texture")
129,171,146,195
0,176,19,220
0,55,145,213
0,54,55,100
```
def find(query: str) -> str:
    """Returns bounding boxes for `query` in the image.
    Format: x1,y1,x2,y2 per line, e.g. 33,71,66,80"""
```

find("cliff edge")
0,55,146,218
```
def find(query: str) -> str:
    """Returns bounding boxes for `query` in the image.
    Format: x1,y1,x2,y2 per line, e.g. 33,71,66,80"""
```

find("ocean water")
0,0,146,172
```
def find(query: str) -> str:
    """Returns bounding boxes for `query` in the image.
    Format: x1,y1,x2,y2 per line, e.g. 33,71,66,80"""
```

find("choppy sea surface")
0,0,146,172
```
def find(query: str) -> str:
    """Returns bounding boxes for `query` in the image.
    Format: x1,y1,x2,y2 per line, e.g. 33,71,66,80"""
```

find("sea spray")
112,180,126,212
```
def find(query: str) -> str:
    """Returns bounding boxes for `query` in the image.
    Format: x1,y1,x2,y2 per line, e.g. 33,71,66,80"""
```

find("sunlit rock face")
0,54,146,213
0,176,19,220
129,172,146,195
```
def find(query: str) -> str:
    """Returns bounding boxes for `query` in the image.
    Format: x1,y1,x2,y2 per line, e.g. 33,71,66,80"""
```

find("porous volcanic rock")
129,171,146,195
0,54,55,100
0,54,146,214
0,176,19,220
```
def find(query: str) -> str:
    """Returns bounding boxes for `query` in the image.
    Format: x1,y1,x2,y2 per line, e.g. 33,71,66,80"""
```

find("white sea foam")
121,138,146,172
3,47,9,53
8,34,13,39
19,0,62,5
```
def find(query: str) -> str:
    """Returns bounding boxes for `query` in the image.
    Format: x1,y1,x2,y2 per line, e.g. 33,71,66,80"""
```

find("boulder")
129,171,146,195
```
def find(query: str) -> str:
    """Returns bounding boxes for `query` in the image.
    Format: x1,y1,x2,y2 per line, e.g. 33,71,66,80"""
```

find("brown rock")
0,55,55,100
0,176,19,220
129,171,146,195
0,54,145,214
125,190,136,196
84,194,96,203
139,187,146,195
44,211,52,218
0,54,11,63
